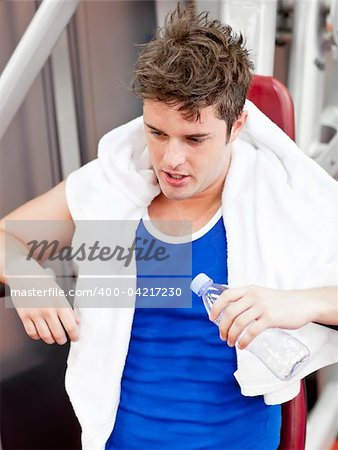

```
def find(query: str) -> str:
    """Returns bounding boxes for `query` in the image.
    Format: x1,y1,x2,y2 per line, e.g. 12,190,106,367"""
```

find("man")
128,6,337,351
1,4,337,450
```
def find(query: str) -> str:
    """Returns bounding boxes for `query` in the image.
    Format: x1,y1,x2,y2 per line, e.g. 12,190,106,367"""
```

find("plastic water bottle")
190,273,310,381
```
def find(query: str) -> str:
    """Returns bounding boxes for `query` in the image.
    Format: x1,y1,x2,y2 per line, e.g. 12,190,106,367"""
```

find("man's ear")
228,110,248,144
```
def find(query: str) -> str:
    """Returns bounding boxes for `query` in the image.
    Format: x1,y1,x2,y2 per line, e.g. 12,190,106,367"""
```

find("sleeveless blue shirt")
106,209,281,449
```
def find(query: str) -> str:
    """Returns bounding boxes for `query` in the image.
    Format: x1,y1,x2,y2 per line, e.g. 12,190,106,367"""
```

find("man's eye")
188,137,204,144
150,130,163,137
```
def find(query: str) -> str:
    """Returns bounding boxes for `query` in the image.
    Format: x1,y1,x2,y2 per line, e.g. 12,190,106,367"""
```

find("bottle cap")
190,273,212,296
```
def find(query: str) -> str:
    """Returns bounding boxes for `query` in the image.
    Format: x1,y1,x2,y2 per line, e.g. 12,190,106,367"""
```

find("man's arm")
0,181,80,345
209,285,338,349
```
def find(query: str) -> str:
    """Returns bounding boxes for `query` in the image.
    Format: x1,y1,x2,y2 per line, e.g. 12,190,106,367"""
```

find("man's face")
143,100,243,201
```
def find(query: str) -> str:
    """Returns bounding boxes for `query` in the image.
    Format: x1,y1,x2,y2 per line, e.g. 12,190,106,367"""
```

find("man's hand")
9,274,80,345
4,249,80,345
15,301,80,346
209,285,328,349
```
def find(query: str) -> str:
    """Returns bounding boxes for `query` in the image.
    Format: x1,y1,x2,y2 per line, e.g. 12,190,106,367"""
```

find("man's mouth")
162,171,190,186
163,170,188,178
167,173,186,179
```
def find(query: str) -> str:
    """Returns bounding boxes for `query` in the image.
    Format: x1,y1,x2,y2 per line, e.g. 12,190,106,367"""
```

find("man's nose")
163,139,186,168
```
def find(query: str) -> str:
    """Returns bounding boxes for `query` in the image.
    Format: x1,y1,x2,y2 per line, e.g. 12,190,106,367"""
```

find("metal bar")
195,0,221,20
50,30,81,177
155,0,179,28
40,57,63,186
288,0,324,154
219,0,277,76
0,0,80,141
313,134,338,176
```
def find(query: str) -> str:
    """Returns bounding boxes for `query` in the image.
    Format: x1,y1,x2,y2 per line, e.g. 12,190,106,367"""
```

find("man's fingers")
217,298,252,341
58,309,79,342
210,286,250,321
44,313,68,345
34,318,55,345
237,319,268,349
73,309,81,324
227,308,261,347
16,304,80,344
22,318,40,340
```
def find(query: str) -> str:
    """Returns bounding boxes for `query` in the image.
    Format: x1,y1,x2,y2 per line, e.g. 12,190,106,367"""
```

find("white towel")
64,99,338,450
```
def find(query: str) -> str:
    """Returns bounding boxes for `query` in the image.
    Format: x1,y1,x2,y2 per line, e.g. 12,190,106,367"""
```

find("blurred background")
0,0,337,449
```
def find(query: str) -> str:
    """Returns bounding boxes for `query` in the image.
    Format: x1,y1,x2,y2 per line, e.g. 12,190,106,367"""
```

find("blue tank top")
106,210,281,449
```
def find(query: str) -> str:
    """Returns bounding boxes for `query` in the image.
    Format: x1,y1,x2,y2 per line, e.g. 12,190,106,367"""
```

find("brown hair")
132,3,254,133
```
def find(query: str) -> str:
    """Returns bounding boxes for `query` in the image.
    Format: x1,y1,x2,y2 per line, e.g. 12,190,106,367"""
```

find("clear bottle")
190,273,310,381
